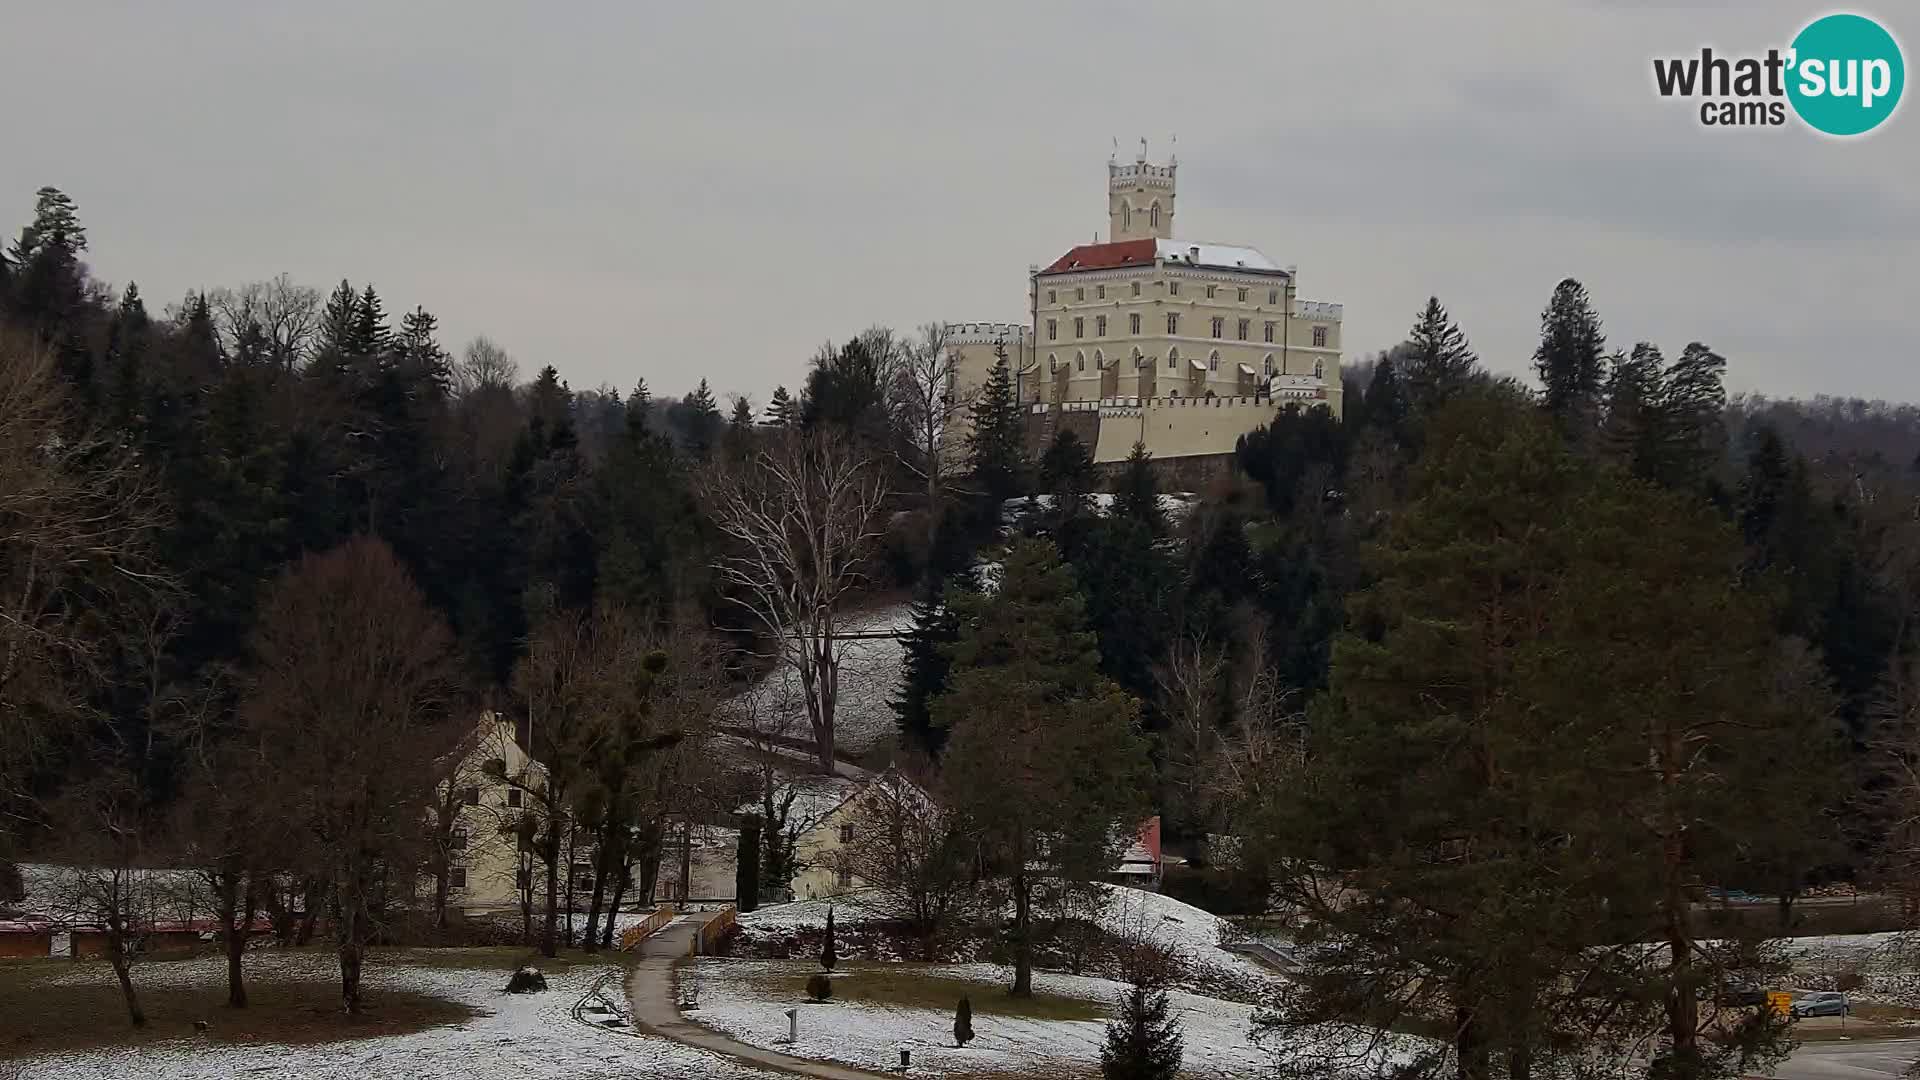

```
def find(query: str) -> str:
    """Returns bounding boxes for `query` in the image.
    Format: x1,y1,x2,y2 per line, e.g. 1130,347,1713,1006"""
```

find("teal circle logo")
1787,13,1904,136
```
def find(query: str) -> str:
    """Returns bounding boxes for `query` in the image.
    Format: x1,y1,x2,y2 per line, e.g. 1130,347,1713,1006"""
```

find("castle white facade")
948,146,1343,467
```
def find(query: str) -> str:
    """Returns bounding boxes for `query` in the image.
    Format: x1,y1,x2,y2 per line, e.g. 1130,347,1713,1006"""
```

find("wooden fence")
690,906,736,956
617,905,677,951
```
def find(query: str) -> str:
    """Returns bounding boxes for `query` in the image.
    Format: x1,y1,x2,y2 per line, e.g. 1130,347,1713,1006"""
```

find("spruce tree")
966,351,1026,504
1401,296,1478,415
954,995,975,1047
684,378,721,458
1039,429,1095,533
893,576,969,756
1362,353,1409,440
728,394,755,429
935,539,1150,996
1533,277,1606,436
1112,441,1164,537
820,907,838,970
767,385,796,427
1100,982,1184,1080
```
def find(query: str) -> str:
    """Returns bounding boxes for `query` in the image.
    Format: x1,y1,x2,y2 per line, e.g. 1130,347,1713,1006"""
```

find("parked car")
1791,992,1849,1018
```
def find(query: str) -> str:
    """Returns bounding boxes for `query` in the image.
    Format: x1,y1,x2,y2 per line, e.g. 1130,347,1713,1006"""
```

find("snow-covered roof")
1238,363,1256,376
1154,239,1282,272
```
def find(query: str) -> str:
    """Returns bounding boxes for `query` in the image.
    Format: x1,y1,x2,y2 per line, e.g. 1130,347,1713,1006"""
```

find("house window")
1206,285,1217,299
1047,319,1057,341
1047,289,1056,304
1097,284,1106,300
1268,288,1279,304
507,788,522,808
1074,317,1084,339
1096,315,1107,337
462,786,479,807
1075,286,1085,301
1211,317,1224,339
1237,287,1248,302
1237,319,1249,341
1130,313,1141,334
1313,325,1328,347
1167,348,1179,370
1169,281,1180,296
837,867,854,888
450,867,468,889
840,823,855,843
1131,281,1141,297
1264,321,1276,343
450,827,468,851
1166,313,1178,334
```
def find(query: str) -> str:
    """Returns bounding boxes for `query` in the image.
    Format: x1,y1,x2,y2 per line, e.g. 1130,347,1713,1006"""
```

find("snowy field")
726,602,912,757
4,951,781,1080
689,957,1272,1078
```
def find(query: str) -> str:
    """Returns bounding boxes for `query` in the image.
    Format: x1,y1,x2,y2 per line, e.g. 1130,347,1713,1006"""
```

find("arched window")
1168,347,1179,371
1048,353,1057,373
1133,348,1144,369
1313,358,1325,378
1092,349,1103,370
1075,351,1085,372
1123,202,1132,230
1208,350,1220,371
1150,202,1161,229
1263,354,1275,377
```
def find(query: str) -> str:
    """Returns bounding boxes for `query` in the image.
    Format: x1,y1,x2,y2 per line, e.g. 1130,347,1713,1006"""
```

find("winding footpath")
624,916,892,1080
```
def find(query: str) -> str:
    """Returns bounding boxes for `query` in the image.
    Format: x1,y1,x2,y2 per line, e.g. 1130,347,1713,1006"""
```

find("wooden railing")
617,905,677,951
690,906,736,956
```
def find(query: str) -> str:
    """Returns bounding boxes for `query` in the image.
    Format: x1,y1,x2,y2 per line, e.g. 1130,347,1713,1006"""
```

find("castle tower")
1108,139,1176,242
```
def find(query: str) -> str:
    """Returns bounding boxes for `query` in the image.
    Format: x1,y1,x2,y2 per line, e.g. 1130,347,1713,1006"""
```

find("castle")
947,143,1344,482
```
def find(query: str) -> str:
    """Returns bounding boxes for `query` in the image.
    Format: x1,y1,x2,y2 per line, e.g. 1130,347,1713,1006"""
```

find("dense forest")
5,184,1920,1077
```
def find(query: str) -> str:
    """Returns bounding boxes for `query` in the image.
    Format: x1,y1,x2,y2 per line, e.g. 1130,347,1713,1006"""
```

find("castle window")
1150,203,1160,229
1313,325,1328,348
1075,287,1085,302
1048,354,1057,373
1123,203,1131,230
1314,358,1326,378
1169,281,1180,296
1077,353,1086,372
1168,348,1179,370
1131,281,1141,297
1264,321,1276,344
1237,319,1249,341
1047,289,1056,304
1166,313,1178,334
1047,319,1057,341
1206,285,1217,300
1097,284,1106,300
1209,352,1220,371
1096,315,1107,337
1130,313,1141,334
1264,355,1275,377
1074,317,1084,339
1268,288,1280,305
1237,287,1249,302
1211,317,1224,339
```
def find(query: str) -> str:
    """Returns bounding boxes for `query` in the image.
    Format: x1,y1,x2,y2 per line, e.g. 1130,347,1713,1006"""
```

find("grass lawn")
732,960,1108,1023
0,944,617,1060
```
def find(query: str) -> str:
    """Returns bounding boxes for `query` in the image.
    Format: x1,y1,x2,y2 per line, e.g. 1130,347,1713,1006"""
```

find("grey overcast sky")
4,1,1913,403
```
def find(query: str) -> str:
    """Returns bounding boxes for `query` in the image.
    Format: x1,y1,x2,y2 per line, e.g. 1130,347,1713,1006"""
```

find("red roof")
1040,239,1158,275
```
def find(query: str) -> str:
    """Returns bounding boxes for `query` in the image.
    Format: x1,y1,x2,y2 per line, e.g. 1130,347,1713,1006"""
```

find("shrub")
806,973,833,1001
1835,969,1865,992
955,995,975,1047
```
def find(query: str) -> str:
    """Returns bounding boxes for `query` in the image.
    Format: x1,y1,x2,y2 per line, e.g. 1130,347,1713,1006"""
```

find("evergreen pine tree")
1533,277,1606,436
893,575,970,756
767,385,797,427
1100,982,1184,1080
954,996,975,1048
1039,429,1096,536
1361,353,1409,441
312,279,359,376
1401,296,1478,414
735,816,761,914
626,379,652,433
685,378,721,458
1112,441,1164,537
728,394,755,429
349,284,392,365
966,350,1026,504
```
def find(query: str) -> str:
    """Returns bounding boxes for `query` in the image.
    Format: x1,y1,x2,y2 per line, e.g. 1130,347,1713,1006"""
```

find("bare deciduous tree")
240,537,465,1013
706,431,888,773
833,770,979,959
42,770,166,1027
892,322,973,549
207,274,321,369
455,336,519,397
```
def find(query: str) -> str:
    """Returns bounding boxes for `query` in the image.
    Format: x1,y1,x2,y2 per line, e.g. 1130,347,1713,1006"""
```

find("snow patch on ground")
7,952,782,1079
724,603,911,757
689,957,1272,1078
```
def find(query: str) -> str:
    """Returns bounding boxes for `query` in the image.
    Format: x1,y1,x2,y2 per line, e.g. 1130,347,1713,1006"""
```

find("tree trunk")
564,821,578,949
1010,869,1033,998
540,828,560,958
601,851,632,951
108,935,145,1027
583,820,614,955
338,877,366,1015
1454,1004,1486,1080
679,818,694,907
294,878,323,946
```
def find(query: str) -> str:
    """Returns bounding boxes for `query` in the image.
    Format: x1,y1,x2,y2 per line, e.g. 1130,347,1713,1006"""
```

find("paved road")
625,917,891,1080
1765,1038,1920,1079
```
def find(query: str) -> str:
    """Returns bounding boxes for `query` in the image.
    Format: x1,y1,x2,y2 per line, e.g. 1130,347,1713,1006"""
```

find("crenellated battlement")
947,321,1033,345
1109,161,1176,191
1294,299,1344,321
